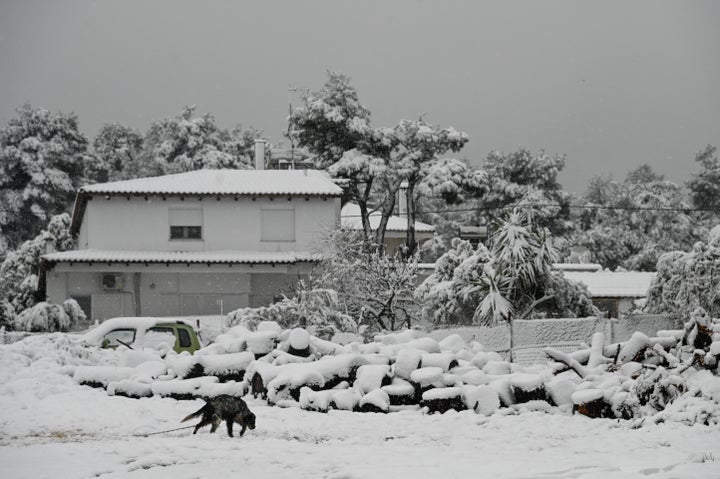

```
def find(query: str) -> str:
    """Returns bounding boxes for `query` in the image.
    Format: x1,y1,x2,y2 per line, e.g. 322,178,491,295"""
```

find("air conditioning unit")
102,273,125,291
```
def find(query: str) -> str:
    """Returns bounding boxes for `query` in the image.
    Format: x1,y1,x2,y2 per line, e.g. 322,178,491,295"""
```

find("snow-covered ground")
2,334,720,479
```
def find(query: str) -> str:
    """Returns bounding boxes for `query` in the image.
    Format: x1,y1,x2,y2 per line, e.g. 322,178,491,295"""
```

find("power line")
342,202,720,218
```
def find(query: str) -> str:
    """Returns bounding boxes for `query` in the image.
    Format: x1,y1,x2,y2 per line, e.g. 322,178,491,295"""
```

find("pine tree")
137,106,254,177
0,104,93,248
91,123,144,181
573,172,699,271
479,149,572,236
687,145,720,212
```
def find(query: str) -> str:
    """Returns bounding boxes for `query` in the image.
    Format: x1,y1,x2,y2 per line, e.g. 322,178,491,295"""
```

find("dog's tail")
181,403,210,423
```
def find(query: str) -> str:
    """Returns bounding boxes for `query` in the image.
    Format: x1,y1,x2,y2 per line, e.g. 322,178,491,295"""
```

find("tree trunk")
405,180,417,255
349,181,374,245
374,179,398,249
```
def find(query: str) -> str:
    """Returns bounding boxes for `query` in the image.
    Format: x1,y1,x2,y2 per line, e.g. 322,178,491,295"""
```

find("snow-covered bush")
0,213,75,328
13,298,86,332
646,225,720,321
227,287,356,340
310,229,418,334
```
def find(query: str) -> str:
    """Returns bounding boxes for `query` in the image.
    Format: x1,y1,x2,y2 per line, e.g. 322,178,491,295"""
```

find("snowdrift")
18,317,720,425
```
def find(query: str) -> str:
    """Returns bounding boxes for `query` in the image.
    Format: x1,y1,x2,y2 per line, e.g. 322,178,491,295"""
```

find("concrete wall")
429,314,677,364
83,196,339,252
45,262,311,321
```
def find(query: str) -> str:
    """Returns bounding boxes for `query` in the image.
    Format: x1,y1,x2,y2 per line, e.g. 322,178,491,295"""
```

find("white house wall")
46,262,310,321
83,196,338,252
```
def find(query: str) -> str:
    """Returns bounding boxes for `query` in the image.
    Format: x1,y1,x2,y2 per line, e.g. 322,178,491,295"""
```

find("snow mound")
354,364,391,394
393,349,422,379
330,388,362,411
420,352,457,371
289,328,311,350
359,388,390,412
461,369,489,386
462,385,500,415
510,373,544,391
438,334,467,353
410,367,444,387
422,387,462,401
74,366,135,387
483,361,511,375
571,389,604,405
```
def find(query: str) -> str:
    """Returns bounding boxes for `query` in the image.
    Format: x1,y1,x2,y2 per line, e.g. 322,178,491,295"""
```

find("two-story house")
39,168,342,321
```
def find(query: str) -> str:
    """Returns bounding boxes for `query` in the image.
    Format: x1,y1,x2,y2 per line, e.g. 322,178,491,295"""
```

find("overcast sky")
1,0,718,192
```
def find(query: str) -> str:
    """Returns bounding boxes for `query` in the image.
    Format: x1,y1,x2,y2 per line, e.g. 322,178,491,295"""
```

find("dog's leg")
210,417,221,433
226,420,234,437
239,424,247,437
193,417,210,434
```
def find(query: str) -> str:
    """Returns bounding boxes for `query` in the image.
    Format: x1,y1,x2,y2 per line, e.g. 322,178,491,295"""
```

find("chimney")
254,139,266,170
397,181,408,217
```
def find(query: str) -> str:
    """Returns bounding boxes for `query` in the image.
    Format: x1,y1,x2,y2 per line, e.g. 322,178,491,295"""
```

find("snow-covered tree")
289,71,372,169
625,164,665,185
646,225,720,321
687,145,720,213
290,72,384,244
291,72,482,251
416,209,596,326
389,120,474,254
91,123,144,181
573,174,700,271
136,106,255,177
479,149,573,236
0,214,75,328
310,229,418,334
0,104,94,249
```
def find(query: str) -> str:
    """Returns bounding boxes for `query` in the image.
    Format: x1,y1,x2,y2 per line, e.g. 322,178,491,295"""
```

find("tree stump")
421,387,465,414
571,389,611,418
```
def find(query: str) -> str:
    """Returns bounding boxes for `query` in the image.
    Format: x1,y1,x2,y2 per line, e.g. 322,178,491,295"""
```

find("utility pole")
286,85,307,169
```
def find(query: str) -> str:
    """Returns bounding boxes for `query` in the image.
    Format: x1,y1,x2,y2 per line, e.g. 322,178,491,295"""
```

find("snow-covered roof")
553,263,603,272
78,169,343,197
42,249,321,265
563,271,656,298
341,203,435,233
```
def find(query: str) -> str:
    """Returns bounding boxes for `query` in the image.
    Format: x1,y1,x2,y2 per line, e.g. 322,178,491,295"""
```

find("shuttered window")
169,208,203,240
261,208,295,242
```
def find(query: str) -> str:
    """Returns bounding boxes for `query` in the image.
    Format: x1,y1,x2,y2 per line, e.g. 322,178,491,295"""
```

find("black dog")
182,395,256,437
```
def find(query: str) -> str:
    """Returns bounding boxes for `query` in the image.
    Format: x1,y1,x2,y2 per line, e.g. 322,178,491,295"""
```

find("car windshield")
102,329,136,347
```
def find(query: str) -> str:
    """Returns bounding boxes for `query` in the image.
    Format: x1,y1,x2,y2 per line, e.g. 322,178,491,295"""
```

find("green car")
83,317,202,354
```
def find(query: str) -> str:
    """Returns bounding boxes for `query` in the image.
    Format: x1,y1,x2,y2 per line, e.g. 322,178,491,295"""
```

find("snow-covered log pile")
61,313,720,425
542,308,720,425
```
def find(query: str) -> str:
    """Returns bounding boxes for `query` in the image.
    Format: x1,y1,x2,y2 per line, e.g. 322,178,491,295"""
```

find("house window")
169,208,203,240
261,208,295,242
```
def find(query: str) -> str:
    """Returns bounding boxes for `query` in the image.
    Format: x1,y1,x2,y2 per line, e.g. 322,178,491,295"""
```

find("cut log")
571,389,611,418
510,374,547,403
420,387,465,413
544,348,589,378
651,343,680,368
588,332,610,368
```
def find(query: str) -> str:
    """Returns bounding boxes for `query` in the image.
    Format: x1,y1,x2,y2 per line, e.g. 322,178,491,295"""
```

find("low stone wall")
429,314,676,364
